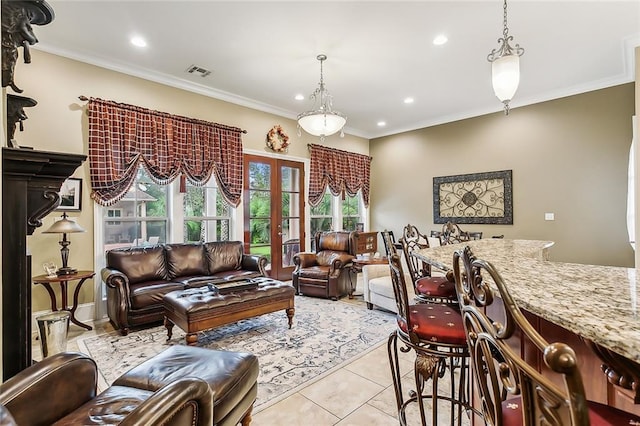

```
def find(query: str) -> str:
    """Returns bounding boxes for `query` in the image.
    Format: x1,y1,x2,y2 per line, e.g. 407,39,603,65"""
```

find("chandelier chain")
502,0,509,38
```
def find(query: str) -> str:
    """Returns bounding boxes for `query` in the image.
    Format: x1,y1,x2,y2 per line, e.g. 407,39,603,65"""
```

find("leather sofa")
0,351,214,425
0,346,259,426
292,231,356,300
102,241,267,335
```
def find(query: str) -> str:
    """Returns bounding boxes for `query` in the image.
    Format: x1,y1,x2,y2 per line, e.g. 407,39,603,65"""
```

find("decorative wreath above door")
266,125,290,153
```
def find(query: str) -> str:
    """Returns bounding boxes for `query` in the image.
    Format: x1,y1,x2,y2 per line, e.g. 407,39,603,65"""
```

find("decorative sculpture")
1,0,54,93
6,94,37,147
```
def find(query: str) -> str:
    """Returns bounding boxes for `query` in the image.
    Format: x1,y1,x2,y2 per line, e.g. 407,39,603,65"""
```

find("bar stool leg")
387,331,406,424
415,353,440,426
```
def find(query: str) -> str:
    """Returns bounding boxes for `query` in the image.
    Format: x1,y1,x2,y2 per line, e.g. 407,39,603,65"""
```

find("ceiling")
33,1,640,139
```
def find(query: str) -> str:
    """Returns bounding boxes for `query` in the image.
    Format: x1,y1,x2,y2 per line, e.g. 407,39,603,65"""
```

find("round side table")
32,270,95,330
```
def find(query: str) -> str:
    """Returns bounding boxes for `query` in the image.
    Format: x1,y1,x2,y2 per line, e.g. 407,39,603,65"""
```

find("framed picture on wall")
57,178,82,211
433,170,512,224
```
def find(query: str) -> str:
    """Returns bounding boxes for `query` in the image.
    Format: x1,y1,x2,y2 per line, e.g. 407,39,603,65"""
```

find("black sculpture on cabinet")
1,0,54,93
6,94,37,148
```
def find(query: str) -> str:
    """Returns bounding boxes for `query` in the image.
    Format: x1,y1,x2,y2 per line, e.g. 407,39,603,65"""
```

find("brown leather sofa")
0,351,214,425
102,241,267,335
292,231,356,300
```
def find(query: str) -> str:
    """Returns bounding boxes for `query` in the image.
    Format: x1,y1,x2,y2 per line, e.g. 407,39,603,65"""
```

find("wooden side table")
32,270,95,330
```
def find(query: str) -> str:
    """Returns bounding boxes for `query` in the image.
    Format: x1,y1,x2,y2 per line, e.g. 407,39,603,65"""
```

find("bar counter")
415,239,640,363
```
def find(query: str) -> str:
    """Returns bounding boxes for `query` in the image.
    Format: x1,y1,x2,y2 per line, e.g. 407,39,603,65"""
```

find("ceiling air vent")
185,65,212,77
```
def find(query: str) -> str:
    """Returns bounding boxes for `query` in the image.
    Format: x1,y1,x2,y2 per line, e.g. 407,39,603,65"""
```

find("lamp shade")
491,54,520,102
297,111,346,138
43,214,85,234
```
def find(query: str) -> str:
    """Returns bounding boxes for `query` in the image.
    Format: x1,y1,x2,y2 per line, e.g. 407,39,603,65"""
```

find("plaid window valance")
308,143,372,207
87,97,244,207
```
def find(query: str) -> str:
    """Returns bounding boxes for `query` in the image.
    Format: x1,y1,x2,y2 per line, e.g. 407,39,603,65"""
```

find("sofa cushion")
129,280,185,309
106,246,168,284
165,243,208,278
368,276,395,299
204,241,243,274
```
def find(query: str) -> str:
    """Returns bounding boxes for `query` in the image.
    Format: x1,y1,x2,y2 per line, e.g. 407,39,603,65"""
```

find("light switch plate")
545,213,555,221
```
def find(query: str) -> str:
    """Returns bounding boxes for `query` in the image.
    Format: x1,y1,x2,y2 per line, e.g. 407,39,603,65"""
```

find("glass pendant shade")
297,54,346,139
297,111,346,138
491,54,520,102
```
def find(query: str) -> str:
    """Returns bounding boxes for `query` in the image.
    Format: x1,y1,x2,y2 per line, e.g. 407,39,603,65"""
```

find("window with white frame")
309,189,365,251
342,192,363,231
102,167,169,249
183,180,232,243
106,208,122,226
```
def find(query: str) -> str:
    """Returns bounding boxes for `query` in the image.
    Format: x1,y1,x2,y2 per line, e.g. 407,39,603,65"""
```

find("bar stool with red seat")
384,231,477,426
400,224,457,305
452,245,640,426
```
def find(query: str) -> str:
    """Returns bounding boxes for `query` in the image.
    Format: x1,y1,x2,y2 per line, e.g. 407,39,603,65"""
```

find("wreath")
266,125,290,152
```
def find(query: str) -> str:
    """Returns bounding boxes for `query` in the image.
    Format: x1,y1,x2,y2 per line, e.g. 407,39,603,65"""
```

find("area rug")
78,296,395,412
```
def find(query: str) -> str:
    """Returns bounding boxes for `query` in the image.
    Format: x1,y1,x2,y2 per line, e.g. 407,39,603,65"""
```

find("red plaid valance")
87,97,244,207
308,144,372,207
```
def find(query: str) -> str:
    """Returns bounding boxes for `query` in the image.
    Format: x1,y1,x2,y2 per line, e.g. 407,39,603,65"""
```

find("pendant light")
487,0,524,115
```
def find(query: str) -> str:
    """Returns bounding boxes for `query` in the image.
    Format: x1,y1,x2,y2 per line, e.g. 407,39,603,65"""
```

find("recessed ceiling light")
377,121,386,127
295,94,304,101
433,34,448,46
130,36,147,48
404,97,414,104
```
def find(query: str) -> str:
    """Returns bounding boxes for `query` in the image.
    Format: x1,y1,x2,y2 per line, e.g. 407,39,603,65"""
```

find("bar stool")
399,224,457,305
384,233,476,425
452,245,640,425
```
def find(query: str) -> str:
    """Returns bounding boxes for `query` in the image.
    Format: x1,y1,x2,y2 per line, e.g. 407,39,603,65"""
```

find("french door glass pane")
249,162,271,190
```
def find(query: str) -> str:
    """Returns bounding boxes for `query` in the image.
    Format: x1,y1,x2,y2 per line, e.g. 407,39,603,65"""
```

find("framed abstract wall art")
433,170,512,224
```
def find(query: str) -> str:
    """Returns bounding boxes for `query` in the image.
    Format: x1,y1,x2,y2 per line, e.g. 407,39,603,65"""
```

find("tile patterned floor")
32,280,474,426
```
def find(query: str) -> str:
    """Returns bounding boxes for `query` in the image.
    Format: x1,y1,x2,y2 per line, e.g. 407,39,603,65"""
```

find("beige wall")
14,50,368,311
370,83,636,267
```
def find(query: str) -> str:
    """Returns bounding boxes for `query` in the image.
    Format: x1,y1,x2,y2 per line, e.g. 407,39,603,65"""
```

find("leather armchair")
0,352,213,426
292,231,356,300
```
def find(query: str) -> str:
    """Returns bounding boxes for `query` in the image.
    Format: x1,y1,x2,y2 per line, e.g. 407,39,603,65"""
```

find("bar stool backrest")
452,245,590,426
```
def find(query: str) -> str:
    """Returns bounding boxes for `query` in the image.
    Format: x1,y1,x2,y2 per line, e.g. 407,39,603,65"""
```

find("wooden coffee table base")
163,281,295,345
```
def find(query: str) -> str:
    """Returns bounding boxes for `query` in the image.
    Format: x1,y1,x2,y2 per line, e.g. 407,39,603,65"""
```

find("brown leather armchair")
292,231,356,300
0,352,213,426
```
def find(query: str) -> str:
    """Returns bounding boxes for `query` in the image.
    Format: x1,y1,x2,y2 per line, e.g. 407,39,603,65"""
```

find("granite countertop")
414,239,640,363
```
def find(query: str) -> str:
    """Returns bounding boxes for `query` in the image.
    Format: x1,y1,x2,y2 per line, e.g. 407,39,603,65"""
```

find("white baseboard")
31,302,95,338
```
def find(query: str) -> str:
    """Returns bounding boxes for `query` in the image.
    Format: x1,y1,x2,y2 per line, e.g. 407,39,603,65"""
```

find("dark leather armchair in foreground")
292,231,356,300
0,352,213,426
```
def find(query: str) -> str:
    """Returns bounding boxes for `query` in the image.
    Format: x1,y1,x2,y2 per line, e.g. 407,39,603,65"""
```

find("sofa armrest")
241,254,268,276
101,267,130,291
327,253,354,277
293,252,319,268
0,352,97,425
119,378,213,426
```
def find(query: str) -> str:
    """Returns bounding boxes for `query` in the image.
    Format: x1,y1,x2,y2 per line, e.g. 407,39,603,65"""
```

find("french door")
243,154,305,281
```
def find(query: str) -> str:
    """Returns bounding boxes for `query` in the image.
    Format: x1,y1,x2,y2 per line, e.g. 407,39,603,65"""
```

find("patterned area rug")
78,296,395,411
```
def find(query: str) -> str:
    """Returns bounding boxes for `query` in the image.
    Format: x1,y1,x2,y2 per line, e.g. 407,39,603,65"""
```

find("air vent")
185,65,212,77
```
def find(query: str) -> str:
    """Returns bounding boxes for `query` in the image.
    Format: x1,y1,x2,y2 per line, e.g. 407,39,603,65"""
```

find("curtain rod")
78,96,247,134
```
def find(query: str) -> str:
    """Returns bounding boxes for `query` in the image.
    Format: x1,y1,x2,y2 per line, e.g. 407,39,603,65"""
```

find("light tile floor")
32,279,475,426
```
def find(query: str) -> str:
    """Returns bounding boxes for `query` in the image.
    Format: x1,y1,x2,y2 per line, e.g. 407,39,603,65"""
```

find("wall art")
433,170,512,224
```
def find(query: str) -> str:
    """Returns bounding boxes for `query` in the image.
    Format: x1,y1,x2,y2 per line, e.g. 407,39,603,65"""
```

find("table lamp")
42,212,85,275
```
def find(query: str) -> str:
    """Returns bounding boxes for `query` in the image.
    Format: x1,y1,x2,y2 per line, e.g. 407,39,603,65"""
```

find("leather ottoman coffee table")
163,277,295,345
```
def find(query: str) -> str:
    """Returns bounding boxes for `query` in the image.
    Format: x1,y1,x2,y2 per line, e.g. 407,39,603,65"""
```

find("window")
106,208,122,226
309,190,333,252
102,167,169,249
308,190,365,251
183,180,232,243
342,192,362,231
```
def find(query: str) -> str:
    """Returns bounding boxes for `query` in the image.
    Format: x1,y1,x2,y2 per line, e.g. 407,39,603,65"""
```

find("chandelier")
487,0,524,115
297,54,346,140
